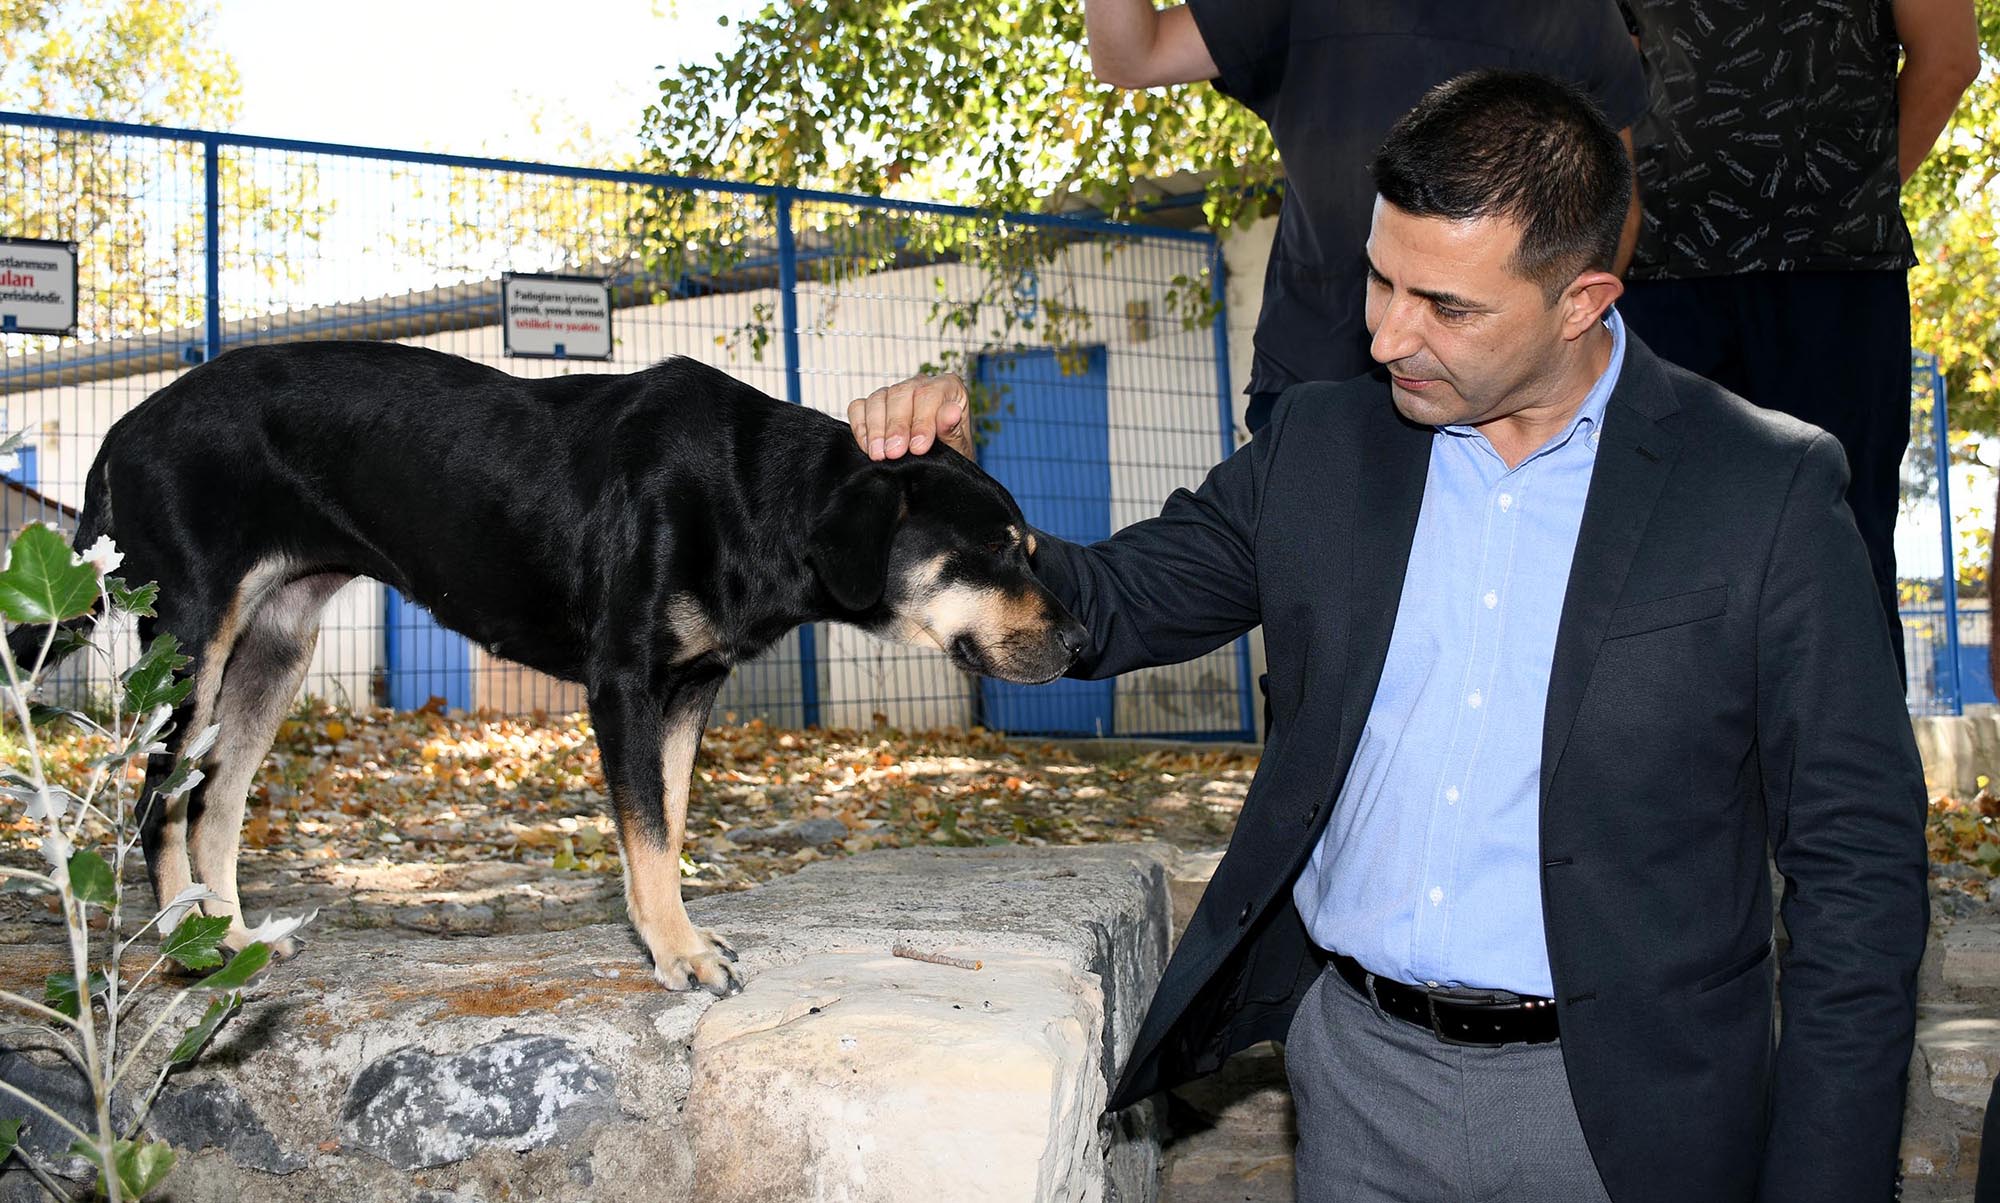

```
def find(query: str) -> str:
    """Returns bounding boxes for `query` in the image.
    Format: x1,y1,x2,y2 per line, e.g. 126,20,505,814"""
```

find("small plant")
0,471,308,1201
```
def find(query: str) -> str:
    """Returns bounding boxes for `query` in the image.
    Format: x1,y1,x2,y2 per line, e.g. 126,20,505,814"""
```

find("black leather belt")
1331,952,1559,1046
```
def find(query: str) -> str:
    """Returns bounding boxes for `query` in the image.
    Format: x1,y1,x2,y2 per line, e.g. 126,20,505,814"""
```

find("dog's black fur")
20,340,1086,992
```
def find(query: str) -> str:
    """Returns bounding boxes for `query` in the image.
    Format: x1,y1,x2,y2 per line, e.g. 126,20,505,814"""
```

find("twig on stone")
891,943,981,971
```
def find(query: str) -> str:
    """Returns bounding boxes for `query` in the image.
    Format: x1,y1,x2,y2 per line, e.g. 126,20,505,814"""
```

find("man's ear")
808,467,906,612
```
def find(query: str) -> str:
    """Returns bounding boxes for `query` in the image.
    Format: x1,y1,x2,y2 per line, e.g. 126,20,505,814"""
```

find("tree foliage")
1906,0,2000,439
639,1,1276,227
1,0,241,345
0,0,240,128
0,2,331,352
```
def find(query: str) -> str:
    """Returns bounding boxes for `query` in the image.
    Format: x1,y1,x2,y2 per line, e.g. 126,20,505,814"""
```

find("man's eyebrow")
1364,256,1488,312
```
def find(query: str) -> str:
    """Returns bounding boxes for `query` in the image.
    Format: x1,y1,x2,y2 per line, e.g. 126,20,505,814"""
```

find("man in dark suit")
851,71,1927,1202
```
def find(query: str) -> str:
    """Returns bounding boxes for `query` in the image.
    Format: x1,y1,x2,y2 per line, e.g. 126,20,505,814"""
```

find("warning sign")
501,273,613,360
0,237,79,337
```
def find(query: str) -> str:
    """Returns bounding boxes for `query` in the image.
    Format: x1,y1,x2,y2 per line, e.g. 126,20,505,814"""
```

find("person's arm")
1085,0,1219,88
1894,0,1982,182
1755,433,1930,1201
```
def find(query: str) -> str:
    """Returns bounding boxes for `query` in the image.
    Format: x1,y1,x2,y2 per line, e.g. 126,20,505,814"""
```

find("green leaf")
28,702,95,732
0,524,99,625
169,992,238,1064
65,849,115,907
0,1116,21,1164
194,942,271,991
161,914,231,971
105,576,158,618
122,634,192,714
68,1136,177,1200
67,1135,102,1174
44,969,108,1019
45,623,93,662
116,1138,177,1197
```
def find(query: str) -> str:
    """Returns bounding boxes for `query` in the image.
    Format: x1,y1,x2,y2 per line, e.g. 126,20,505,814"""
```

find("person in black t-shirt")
1615,0,1979,679
1085,0,1649,434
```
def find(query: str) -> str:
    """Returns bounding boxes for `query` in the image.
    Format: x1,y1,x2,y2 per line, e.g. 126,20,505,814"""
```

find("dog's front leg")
591,673,739,994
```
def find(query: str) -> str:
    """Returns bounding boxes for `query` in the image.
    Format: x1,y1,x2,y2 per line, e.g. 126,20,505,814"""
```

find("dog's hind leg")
136,593,245,930
184,572,347,956
592,670,736,993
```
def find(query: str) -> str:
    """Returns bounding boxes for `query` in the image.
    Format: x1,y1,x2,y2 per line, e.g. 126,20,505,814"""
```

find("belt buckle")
1424,994,1471,1047
1425,993,1501,1047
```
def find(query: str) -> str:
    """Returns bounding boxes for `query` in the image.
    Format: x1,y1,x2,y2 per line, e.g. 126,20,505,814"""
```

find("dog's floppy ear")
808,466,906,612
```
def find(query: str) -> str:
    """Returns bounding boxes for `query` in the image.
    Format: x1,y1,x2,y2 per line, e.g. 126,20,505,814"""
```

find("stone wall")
0,845,1174,1203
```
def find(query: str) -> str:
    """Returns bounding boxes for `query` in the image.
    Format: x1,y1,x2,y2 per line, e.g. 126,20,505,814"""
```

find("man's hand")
848,374,976,461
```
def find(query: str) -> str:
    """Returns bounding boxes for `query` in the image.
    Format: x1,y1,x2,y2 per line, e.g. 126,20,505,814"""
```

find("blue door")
976,346,1115,736
384,587,472,711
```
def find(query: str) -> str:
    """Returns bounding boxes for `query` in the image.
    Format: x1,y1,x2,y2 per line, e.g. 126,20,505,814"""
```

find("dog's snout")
1058,621,1089,659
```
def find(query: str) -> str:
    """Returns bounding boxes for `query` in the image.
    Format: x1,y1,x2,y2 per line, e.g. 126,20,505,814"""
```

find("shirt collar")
1438,307,1628,456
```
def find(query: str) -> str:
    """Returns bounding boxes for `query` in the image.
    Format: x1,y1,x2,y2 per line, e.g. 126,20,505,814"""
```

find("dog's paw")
222,925,302,962
653,929,743,996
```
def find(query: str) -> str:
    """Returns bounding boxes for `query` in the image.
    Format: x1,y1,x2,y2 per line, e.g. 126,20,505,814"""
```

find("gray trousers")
1285,964,1615,1203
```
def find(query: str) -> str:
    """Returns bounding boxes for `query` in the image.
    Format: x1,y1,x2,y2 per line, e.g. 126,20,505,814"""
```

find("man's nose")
1370,302,1422,365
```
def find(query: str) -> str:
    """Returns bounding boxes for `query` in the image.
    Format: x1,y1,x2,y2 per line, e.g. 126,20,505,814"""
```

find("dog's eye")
983,540,1006,555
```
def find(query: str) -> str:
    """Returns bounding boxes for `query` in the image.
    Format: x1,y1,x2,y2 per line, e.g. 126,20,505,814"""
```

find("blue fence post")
776,189,821,728
203,135,221,363
1926,353,1964,715
1210,237,1257,742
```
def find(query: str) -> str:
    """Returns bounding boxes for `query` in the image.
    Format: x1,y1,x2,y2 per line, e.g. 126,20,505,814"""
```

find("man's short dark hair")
1370,70,1631,300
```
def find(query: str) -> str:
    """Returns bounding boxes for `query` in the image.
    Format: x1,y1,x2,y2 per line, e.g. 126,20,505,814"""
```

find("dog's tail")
6,456,114,677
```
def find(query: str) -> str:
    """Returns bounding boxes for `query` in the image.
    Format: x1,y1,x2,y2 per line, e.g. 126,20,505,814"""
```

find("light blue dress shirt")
1292,310,1628,998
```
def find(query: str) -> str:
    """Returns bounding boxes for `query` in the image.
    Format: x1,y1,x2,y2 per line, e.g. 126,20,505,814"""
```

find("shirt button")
1483,590,1498,609
1445,786,1460,803
1467,690,1483,709
1239,901,1254,925
1429,886,1444,905
1497,493,1513,511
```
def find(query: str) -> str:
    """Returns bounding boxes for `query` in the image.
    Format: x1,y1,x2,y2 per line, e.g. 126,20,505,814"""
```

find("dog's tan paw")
222,923,301,962
653,930,743,995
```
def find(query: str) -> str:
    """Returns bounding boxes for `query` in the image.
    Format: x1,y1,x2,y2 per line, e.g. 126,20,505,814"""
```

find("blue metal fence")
0,110,1256,740
1902,351,1970,716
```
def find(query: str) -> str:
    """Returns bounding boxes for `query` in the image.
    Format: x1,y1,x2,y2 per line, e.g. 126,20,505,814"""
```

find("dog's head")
807,449,1089,685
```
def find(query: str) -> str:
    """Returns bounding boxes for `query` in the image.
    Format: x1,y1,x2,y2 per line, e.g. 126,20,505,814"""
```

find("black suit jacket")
1030,335,1928,1202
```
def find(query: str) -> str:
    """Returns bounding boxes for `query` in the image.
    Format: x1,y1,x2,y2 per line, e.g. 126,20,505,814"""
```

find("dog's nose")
1059,622,1089,658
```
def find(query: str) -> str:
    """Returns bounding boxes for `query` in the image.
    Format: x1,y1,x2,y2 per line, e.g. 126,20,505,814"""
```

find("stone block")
0,845,1171,1203
1919,1004,2000,1107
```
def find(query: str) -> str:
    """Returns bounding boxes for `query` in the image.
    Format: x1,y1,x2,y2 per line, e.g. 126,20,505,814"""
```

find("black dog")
23,341,1087,994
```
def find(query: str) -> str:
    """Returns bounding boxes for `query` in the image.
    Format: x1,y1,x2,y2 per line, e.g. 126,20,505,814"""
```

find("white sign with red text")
501,273,613,360
0,237,78,337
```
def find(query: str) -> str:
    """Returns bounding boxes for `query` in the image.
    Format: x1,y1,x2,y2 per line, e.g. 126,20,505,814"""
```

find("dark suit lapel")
1334,398,1434,774
1540,336,1684,798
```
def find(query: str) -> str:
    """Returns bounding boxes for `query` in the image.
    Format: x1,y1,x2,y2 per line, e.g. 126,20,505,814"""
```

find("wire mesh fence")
0,112,1254,740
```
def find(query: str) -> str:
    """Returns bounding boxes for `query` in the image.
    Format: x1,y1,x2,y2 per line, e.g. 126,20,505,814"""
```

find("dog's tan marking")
664,593,723,664
188,571,348,955
149,558,294,921
621,711,738,994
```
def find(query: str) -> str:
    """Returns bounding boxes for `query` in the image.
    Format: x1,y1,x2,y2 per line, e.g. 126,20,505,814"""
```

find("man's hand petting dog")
849,374,975,460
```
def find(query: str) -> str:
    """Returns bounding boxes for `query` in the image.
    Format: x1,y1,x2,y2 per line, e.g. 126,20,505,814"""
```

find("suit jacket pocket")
1604,584,1729,640
1694,939,1773,994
